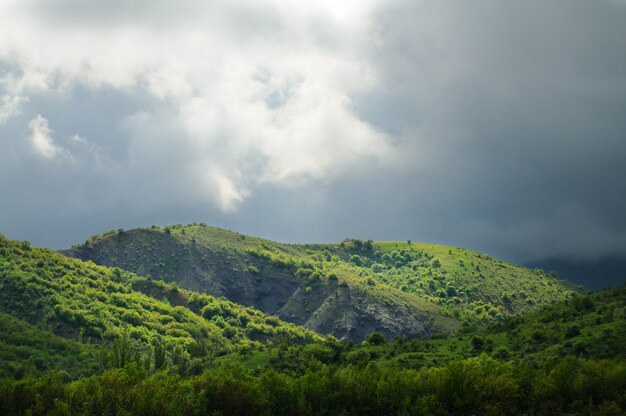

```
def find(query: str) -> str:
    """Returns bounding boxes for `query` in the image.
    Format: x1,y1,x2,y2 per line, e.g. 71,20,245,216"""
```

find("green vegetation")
0,313,99,379
1,356,624,415
215,285,626,374
2,229,624,415
0,234,320,378
64,225,581,341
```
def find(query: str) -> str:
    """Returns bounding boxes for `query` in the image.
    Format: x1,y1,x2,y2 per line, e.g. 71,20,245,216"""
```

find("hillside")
0,312,100,379
0,231,624,415
63,224,581,341
228,284,626,374
0,234,320,377
2,285,625,415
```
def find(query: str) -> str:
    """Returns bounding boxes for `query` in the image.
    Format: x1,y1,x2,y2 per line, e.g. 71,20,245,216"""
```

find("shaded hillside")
0,234,320,377
63,224,580,341
243,284,626,374
379,283,626,365
387,284,626,366
0,313,100,379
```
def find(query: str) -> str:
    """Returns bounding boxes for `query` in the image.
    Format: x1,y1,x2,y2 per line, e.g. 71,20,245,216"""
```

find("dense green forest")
1,231,625,415
2,356,625,416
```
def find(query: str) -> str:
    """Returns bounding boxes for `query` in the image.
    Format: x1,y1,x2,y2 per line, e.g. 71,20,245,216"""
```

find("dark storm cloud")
0,0,625,280
347,0,626,262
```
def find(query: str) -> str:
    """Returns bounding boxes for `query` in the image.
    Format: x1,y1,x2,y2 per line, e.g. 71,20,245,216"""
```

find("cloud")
0,94,27,124
27,115,72,160
0,0,395,211
0,0,624,269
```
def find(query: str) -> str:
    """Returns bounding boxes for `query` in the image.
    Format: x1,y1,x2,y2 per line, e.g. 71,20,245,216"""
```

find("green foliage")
0,232,624,415
110,331,133,368
365,332,386,345
0,313,100,379
1,357,624,416
62,225,583,341
0,235,322,379
153,340,166,370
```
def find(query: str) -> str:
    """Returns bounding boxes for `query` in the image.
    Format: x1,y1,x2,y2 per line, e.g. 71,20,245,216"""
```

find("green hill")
382,284,626,389
62,224,581,341
0,234,320,378
237,284,626,374
0,312,100,379
2,284,625,415
0,230,624,415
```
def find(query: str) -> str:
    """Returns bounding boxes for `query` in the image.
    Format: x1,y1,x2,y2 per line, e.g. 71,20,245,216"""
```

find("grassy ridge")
321,240,580,322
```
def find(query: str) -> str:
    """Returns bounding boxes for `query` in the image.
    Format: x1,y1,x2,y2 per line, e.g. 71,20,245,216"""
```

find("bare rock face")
301,285,430,341
62,228,442,341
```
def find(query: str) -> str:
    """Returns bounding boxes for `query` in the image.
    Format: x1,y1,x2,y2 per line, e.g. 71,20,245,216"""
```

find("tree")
471,335,485,350
365,332,386,345
154,340,166,370
111,331,133,368
238,340,254,357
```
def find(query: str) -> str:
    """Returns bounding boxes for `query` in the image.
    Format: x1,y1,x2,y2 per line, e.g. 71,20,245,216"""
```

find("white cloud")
27,115,72,160
67,134,87,145
0,94,27,124
0,0,396,211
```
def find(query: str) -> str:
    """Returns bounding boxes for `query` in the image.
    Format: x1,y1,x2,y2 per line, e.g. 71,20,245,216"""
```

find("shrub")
295,268,313,279
365,332,386,345
307,272,321,283
471,335,485,350
565,325,581,339
493,346,510,360
345,349,371,365
349,255,364,266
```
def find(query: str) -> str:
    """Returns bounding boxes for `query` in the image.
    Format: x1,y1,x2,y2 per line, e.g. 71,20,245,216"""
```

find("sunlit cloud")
27,115,72,160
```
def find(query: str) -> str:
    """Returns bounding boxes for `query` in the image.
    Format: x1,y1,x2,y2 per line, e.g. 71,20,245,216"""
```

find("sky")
1,0,625,286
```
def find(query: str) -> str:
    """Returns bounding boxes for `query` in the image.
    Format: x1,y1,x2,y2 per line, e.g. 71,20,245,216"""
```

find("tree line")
1,355,625,416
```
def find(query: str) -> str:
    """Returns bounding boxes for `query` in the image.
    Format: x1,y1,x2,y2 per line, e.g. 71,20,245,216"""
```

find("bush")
345,349,371,365
365,332,386,345
565,325,581,339
471,335,485,350
349,255,364,266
